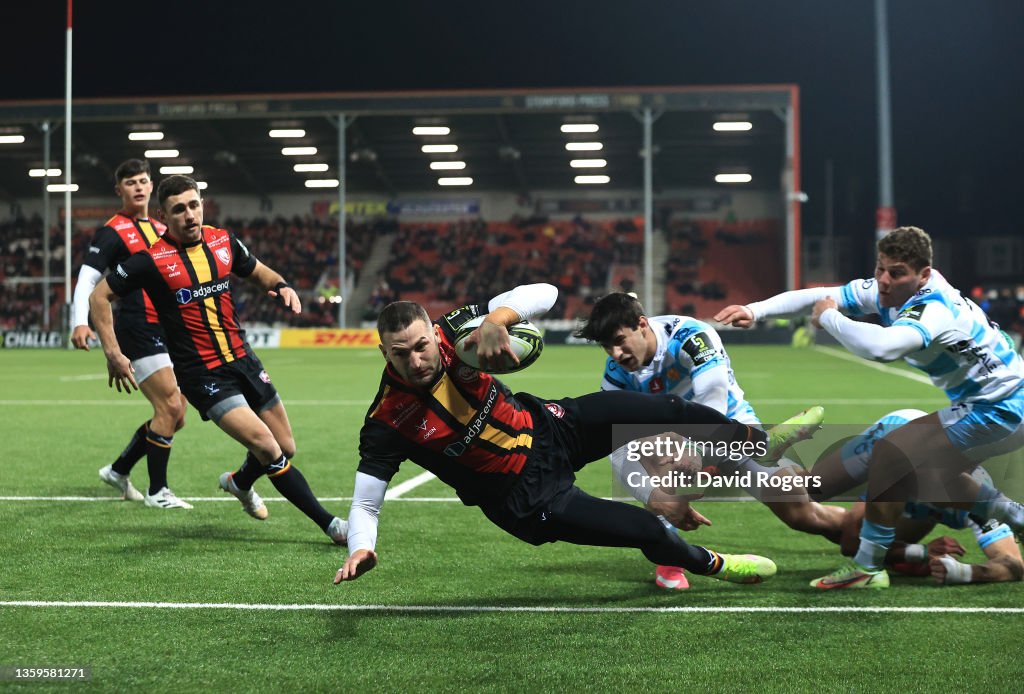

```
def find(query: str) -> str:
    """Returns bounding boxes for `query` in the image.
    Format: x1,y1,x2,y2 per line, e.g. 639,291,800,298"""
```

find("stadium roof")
0,85,794,201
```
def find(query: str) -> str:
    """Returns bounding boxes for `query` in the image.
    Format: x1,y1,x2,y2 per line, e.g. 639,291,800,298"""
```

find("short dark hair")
574,292,644,344
157,175,200,208
377,301,431,338
877,226,933,271
114,158,150,185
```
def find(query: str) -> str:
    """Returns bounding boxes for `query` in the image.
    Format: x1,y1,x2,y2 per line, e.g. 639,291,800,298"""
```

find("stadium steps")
348,232,397,325
650,227,670,314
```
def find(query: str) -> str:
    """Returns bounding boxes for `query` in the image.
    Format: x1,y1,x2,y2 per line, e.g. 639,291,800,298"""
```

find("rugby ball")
454,315,544,374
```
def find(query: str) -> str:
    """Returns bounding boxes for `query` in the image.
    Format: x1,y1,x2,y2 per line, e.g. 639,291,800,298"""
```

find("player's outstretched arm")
715,286,848,327
930,544,1024,585
815,306,923,362
334,471,387,584
89,278,137,394
714,304,756,328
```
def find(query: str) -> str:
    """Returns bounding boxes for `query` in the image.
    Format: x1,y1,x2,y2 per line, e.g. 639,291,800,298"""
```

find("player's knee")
280,442,296,460
165,396,186,425
247,431,281,462
869,439,915,479
772,502,816,533
152,393,185,427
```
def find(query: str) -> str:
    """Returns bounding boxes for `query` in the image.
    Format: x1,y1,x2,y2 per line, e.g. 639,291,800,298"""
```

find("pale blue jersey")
838,270,1023,404
600,315,757,422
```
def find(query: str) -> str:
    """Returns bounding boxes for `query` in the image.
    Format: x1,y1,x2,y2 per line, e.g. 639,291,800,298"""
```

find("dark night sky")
4,1,1023,242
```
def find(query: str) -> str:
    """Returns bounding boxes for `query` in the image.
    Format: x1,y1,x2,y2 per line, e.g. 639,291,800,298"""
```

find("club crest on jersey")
215,247,231,266
544,402,565,419
455,364,479,383
648,377,665,393
259,370,271,384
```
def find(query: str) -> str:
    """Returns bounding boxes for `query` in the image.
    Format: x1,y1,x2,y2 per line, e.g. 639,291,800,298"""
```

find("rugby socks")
145,429,173,495
971,483,1024,533
111,421,149,476
265,456,334,530
711,421,769,452
231,452,266,491
703,549,726,575
853,520,895,571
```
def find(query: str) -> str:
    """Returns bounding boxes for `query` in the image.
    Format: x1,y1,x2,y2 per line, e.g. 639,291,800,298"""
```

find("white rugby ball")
454,315,544,374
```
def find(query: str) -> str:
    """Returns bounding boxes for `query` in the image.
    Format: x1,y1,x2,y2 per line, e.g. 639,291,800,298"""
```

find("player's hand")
713,305,755,328
811,298,838,329
463,320,518,372
926,536,966,558
269,285,302,314
647,489,706,528
634,432,702,476
104,351,137,394
71,325,97,351
334,549,378,583
675,503,712,531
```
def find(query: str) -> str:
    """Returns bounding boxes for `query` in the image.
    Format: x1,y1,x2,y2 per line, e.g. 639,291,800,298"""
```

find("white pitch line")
384,471,438,500
0,600,1020,614
812,346,934,386
0,399,370,407
0,495,462,503
1,495,763,504
756,398,944,405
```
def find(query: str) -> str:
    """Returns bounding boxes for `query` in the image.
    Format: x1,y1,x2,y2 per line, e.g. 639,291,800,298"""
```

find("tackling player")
577,292,843,589
716,226,1024,589
826,409,1021,586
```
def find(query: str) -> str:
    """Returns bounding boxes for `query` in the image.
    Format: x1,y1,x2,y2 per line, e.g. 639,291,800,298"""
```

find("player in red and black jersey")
335,286,778,587
90,175,347,544
71,159,191,510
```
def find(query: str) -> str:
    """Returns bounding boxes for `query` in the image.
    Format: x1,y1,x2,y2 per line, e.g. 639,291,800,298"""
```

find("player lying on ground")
335,284,777,588
840,495,1023,586
715,226,1024,589
808,408,1022,587
577,292,842,589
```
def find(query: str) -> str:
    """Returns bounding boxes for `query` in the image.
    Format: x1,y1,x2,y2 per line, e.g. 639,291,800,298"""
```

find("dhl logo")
280,329,378,348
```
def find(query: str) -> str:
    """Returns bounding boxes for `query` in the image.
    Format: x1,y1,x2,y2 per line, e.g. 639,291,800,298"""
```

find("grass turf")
1,345,1022,691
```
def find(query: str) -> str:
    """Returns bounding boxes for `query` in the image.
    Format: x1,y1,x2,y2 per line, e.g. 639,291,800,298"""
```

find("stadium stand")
665,218,784,318
372,216,643,320
5,209,1022,342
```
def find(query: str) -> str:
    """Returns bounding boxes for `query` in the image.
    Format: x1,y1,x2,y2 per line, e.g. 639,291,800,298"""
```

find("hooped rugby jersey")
838,270,1023,403
358,304,538,506
82,213,166,323
600,315,756,421
106,225,257,379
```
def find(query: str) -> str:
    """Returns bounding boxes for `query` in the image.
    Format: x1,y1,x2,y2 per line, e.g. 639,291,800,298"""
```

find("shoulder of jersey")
105,214,134,231
669,317,710,341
